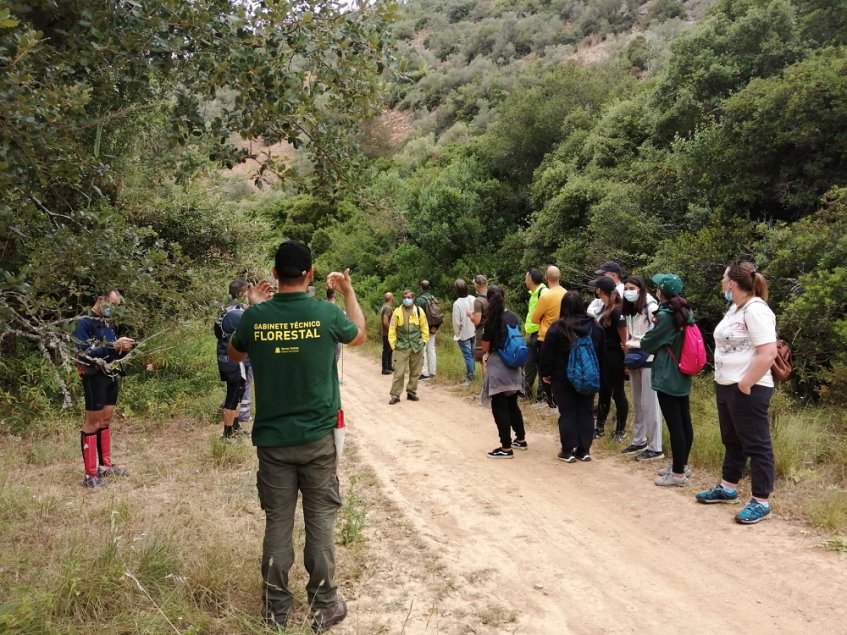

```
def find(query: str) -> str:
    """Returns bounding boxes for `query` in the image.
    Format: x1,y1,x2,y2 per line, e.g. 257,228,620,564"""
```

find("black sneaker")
388,396,400,405
636,449,665,462
557,450,576,463
621,443,647,456
419,374,430,381
487,447,514,459
512,439,528,450
593,428,605,439
612,431,627,442
312,600,347,633
407,393,420,401
381,370,392,375
574,449,592,462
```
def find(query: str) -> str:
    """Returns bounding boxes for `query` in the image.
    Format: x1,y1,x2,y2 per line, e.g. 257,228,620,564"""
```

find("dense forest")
2,0,847,419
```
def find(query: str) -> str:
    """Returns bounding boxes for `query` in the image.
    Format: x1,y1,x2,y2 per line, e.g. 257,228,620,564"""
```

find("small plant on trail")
338,475,368,546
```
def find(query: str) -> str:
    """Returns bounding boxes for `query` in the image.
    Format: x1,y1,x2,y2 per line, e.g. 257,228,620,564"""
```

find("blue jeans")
457,337,474,381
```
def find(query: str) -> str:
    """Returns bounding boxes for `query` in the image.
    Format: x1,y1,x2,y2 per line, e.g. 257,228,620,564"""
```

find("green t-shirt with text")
231,292,359,447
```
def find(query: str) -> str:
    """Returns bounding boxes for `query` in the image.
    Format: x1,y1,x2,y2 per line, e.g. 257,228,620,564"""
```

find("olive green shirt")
231,292,359,447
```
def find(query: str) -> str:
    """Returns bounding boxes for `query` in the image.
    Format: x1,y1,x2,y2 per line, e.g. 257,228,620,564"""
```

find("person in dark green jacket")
640,274,695,487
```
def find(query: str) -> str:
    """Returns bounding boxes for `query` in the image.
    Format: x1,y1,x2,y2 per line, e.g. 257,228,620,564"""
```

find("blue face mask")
101,304,112,317
723,290,733,303
403,298,414,307
623,289,639,303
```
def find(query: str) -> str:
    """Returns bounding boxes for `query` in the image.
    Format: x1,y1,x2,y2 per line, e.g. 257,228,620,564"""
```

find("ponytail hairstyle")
726,260,768,301
484,285,506,345
667,295,691,330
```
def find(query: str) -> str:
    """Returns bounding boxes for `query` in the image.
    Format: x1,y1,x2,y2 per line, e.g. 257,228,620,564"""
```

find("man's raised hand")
327,269,353,295
247,280,275,306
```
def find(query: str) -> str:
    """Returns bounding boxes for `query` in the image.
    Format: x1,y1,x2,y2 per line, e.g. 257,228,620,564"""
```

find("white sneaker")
657,464,691,477
655,472,688,487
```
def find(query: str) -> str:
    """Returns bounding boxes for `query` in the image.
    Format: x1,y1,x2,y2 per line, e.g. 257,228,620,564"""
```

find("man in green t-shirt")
228,240,365,633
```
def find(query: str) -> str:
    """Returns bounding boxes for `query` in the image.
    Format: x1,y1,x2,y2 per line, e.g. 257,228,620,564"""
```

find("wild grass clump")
209,437,251,467
808,489,847,531
822,536,847,553
338,475,368,546
23,430,79,466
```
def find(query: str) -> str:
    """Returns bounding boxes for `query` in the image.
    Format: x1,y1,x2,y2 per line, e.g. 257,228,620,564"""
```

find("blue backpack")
567,334,601,394
498,323,529,368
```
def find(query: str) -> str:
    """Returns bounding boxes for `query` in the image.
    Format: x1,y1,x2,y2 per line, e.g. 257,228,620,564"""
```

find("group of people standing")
70,240,782,634
376,259,781,526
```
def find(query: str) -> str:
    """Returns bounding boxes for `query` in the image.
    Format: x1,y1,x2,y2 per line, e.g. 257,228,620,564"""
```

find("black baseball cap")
590,277,617,293
594,261,622,276
275,240,312,279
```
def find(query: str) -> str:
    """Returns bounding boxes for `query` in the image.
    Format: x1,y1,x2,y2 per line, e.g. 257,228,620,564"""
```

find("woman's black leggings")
657,391,693,474
597,356,628,433
491,392,526,449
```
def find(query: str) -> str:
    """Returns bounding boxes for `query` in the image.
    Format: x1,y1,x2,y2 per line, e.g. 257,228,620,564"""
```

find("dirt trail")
337,349,847,634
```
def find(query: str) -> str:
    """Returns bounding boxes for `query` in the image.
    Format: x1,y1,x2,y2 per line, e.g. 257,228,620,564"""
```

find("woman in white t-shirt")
695,261,778,525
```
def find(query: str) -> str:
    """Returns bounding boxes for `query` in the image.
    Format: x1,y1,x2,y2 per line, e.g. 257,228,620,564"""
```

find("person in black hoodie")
540,291,604,463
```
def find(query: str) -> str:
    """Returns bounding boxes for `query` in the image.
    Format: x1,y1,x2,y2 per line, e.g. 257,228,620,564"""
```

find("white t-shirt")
587,283,625,317
713,299,777,387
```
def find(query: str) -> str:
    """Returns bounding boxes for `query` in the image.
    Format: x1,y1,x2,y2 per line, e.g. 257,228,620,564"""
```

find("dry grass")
0,417,385,634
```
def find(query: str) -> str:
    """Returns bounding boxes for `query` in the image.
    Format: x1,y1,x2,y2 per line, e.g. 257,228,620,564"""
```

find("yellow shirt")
530,285,566,341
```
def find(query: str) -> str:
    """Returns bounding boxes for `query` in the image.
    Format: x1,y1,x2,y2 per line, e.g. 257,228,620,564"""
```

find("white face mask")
623,289,639,303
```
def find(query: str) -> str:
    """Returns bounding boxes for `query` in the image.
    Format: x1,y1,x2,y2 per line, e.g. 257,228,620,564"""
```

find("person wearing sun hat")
640,273,696,487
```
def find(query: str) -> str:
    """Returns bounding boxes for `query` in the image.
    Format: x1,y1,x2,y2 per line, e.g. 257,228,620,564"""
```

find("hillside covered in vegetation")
302,0,847,401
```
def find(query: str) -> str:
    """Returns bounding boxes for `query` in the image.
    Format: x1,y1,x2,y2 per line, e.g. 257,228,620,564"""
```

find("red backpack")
666,323,707,376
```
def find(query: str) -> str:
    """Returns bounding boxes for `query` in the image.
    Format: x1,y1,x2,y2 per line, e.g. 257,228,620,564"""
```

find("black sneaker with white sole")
557,450,576,463
621,443,647,455
574,449,592,462
511,439,528,450
636,449,665,462
487,447,514,459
